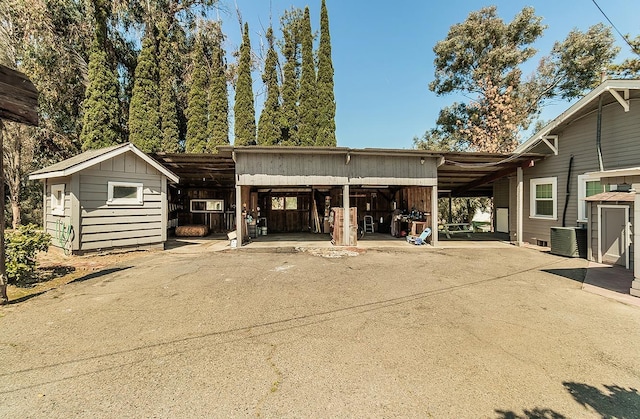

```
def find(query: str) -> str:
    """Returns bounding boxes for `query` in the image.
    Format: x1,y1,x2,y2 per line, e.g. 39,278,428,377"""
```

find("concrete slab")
1,246,639,418
584,261,639,307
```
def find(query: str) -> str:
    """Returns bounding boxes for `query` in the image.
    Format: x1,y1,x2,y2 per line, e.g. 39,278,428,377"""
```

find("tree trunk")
11,199,20,229
0,119,8,304
6,130,22,229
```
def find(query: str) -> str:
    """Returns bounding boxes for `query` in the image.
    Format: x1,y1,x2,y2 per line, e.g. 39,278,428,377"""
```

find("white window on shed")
107,181,144,205
51,184,65,216
530,177,557,220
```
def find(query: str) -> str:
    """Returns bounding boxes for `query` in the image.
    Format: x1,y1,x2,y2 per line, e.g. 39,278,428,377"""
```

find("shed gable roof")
29,143,179,183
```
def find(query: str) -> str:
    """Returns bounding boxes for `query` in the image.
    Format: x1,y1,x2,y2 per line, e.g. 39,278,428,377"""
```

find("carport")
151,146,543,247
222,146,439,246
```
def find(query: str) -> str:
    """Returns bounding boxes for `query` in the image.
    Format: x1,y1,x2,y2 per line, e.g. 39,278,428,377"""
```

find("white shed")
29,143,179,254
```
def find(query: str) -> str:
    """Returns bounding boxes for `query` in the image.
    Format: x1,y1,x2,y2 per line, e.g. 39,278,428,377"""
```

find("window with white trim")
107,181,144,205
51,184,65,215
530,177,557,220
577,175,610,222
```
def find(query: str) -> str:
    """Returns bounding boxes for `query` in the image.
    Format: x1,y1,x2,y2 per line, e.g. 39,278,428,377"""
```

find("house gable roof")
515,79,640,154
29,143,179,183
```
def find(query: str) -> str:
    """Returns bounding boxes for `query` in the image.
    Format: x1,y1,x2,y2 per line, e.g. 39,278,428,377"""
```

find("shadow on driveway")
541,268,587,283
494,382,640,419
70,267,131,284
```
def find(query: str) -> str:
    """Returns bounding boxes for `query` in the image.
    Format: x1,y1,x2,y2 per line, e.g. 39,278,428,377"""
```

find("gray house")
29,143,179,254
499,79,640,296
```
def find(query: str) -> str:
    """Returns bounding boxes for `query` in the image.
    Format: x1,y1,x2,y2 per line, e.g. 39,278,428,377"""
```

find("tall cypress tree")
128,27,162,152
80,0,121,150
257,27,281,146
234,22,256,146
157,18,181,152
297,7,317,146
185,32,209,153
207,22,229,150
316,0,336,146
279,9,302,146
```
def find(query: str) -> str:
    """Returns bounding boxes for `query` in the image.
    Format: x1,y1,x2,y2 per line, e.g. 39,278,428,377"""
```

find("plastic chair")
363,215,374,233
407,227,432,245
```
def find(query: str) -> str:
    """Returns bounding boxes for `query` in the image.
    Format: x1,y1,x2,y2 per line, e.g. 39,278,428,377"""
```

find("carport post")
343,184,350,245
431,185,438,247
516,166,523,246
235,185,243,245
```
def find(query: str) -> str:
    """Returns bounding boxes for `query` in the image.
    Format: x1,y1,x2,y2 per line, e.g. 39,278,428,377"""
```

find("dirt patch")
6,247,155,303
296,247,365,258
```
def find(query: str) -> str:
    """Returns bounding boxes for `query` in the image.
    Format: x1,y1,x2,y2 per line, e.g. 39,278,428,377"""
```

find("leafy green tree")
609,34,640,78
524,23,618,110
234,22,256,146
128,28,162,152
185,31,210,153
430,6,619,152
81,0,122,150
157,18,182,152
207,21,229,150
438,197,490,225
1,0,90,229
279,8,303,146
429,6,544,152
315,0,336,147
430,6,544,97
114,0,221,151
257,27,281,146
297,7,317,146
413,128,465,152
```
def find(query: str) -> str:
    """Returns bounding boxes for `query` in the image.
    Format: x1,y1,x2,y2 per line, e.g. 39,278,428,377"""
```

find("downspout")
562,155,574,227
596,95,604,172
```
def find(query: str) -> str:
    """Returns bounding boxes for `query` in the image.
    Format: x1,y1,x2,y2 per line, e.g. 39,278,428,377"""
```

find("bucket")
261,227,268,236
230,238,237,248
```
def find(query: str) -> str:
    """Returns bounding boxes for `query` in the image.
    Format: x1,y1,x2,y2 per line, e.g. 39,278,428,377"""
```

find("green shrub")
5,224,51,284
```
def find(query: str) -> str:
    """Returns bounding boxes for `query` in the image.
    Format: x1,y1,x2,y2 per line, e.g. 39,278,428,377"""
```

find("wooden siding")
78,153,165,251
521,98,640,244
349,155,438,186
236,153,438,186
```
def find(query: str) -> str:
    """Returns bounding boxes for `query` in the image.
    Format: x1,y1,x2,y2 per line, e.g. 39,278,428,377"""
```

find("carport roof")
152,146,544,197
149,151,236,188
436,151,544,197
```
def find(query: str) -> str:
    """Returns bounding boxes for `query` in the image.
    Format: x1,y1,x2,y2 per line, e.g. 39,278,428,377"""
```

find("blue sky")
217,0,639,149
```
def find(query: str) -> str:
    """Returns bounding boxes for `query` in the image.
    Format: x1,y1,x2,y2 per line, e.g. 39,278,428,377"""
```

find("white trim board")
29,143,179,183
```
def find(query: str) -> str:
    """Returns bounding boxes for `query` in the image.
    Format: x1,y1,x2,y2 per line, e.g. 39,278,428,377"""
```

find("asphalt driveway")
1,244,639,418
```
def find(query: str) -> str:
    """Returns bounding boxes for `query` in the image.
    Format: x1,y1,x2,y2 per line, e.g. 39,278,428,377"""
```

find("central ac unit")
550,227,587,258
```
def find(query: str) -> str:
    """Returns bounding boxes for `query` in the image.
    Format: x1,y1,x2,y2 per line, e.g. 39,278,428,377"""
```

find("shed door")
601,207,626,266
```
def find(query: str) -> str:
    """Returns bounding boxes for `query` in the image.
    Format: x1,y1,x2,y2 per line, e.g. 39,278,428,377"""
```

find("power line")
590,0,638,54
